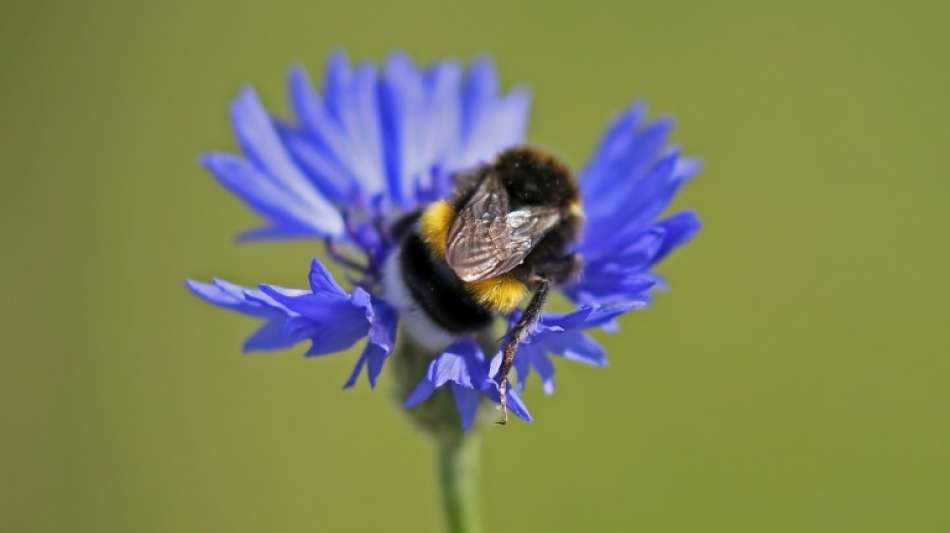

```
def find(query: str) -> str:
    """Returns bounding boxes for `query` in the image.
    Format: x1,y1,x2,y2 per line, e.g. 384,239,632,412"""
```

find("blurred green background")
3,0,949,531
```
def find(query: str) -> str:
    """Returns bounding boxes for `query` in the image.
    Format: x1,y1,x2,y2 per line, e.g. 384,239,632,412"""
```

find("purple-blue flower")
405,340,532,430
188,259,397,388
566,103,701,305
494,303,641,395
188,52,700,429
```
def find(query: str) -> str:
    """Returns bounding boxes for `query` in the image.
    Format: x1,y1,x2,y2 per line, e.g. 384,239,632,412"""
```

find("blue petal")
379,53,428,206
584,147,679,242
322,54,389,196
531,352,556,395
451,383,483,431
243,319,300,352
544,331,607,367
620,150,690,231
187,279,307,353
504,304,637,395
460,57,499,139
202,154,330,239
236,225,318,241
580,225,649,263
615,227,667,264
347,64,388,195
406,340,484,408
277,123,355,202
187,278,304,318
300,319,370,356
307,258,349,298
288,63,336,147
404,379,437,408
343,300,398,389
188,278,273,318
568,101,700,307
651,211,702,264
263,287,370,357
565,269,656,305
228,89,343,236
512,344,535,392
488,350,503,380
210,54,538,245
365,301,397,378
261,283,349,321
453,57,531,168
582,115,674,219
323,51,353,124
428,341,480,388
580,102,647,201
288,65,364,198
256,261,375,358
504,387,533,422
405,340,521,429
420,61,463,182
342,353,368,390
543,303,640,331
456,87,531,169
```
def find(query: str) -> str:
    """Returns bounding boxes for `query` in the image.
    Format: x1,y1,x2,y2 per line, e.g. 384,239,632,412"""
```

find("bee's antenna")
495,278,551,425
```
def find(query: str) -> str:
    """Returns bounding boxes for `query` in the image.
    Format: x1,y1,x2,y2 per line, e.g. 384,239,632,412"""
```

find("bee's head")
494,146,579,209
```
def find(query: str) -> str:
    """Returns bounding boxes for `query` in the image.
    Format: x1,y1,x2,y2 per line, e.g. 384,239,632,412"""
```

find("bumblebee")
383,146,583,423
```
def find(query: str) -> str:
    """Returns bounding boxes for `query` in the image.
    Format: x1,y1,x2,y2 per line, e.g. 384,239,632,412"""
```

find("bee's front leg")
495,277,552,425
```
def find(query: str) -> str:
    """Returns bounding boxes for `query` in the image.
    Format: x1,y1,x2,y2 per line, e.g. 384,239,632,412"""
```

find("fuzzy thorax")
419,200,527,313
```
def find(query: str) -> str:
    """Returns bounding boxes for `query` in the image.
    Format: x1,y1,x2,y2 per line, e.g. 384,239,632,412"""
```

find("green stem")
437,435,482,533
389,330,496,532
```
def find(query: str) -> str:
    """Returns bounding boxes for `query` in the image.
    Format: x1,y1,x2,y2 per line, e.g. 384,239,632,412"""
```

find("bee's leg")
495,278,551,425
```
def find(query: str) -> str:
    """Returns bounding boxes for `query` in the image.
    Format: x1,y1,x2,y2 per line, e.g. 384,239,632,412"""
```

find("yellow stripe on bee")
569,200,584,217
420,200,456,258
467,275,528,313
418,200,528,313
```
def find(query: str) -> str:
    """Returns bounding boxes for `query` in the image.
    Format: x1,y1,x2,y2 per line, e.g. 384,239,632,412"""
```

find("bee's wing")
446,174,560,282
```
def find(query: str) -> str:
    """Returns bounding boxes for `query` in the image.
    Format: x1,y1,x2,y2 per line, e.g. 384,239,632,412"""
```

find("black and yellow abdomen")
396,201,529,336
419,200,529,314
393,146,584,339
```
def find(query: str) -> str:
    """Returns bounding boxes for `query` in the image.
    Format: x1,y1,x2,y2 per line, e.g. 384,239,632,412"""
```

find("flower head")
188,52,700,430
404,340,532,431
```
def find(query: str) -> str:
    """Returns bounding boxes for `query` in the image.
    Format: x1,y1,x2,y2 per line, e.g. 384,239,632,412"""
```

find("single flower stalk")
188,52,700,532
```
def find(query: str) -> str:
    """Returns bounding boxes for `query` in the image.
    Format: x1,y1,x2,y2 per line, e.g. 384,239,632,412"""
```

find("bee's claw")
497,378,510,425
